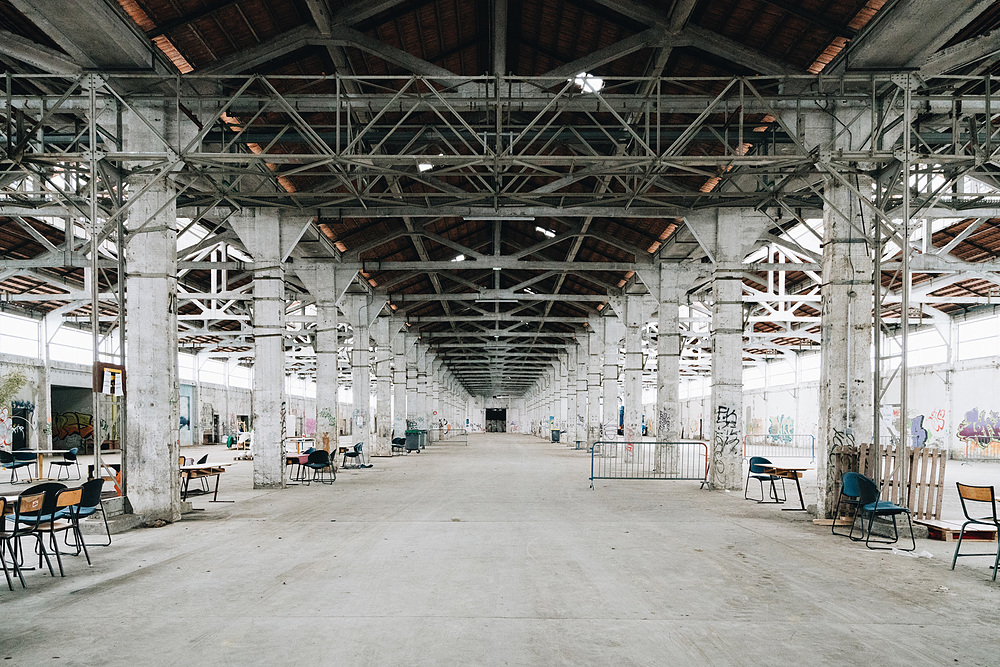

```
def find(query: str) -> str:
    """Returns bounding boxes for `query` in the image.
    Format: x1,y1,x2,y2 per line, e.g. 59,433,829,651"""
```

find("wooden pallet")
915,519,998,542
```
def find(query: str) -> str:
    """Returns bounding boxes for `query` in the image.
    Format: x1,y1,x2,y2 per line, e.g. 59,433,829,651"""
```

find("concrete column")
392,324,407,439
559,353,569,432
405,334,418,427
623,295,646,442
574,339,588,444
656,265,683,442
373,317,392,457
603,316,623,439
416,344,428,430
566,345,577,445
817,178,873,515
232,208,286,489
587,324,603,443
123,102,180,520
314,270,340,452
343,294,373,458
710,257,744,490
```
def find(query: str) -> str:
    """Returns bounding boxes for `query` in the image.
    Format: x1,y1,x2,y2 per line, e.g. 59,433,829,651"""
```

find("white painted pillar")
232,208,287,489
575,338,588,444
416,344,428,430
405,334,418,428
373,317,392,457
623,295,645,442
123,102,180,520
817,177,873,515
392,323,407,440
587,323,603,443
603,317,623,439
566,345,577,445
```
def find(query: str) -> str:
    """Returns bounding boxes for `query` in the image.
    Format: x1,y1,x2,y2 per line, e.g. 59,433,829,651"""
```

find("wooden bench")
915,519,998,542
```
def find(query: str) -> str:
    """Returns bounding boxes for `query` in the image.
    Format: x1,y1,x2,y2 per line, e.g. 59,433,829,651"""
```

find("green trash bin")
551,429,560,443
404,430,421,452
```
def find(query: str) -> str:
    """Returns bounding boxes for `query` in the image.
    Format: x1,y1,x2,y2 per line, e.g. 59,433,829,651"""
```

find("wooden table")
179,463,233,503
760,465,812,511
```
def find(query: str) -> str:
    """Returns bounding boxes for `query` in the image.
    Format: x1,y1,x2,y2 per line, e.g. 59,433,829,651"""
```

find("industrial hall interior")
5,0,1000,664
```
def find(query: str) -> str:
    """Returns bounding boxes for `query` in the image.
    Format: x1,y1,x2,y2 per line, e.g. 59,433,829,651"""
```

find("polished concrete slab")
2,433,999,666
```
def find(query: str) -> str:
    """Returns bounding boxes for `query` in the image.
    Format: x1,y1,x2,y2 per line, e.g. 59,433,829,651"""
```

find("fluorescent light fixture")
475,298,518,304
492,266,502,271
572,72,604,93
535,226,556,238
417,162,433,172
523,287,535,294
451,254,465,262
463,216,535,221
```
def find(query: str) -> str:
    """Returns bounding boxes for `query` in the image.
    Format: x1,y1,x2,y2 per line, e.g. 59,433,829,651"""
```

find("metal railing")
743,434,815,462
428,427,468,445
963,436,1000,461
590,441,708,488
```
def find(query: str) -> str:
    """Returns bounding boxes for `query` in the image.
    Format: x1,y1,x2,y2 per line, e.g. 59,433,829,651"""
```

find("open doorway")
486,408,507,432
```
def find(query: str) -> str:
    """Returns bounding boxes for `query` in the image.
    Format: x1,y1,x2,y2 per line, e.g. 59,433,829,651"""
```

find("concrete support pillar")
123,102,180,520
623,295,646,442
817,178,873,515
373,317,392,457
416,344,428,430
603,317,624,439
575,338,588,444
343,294,375,459
558,353,569,431
232,208,286,489
587,324,603,443
392,324,407,440
710,258,744,490
405,334,418,428
566,345,577,445
314,270,340,452
656,265,684,442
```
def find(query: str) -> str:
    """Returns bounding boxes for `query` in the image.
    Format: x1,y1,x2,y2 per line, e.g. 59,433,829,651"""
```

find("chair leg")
0,539,14,591
993,539,1000,582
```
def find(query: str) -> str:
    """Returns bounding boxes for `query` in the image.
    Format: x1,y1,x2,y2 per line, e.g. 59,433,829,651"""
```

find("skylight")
451,254,465,262
572,72,604,93
535,226,556,238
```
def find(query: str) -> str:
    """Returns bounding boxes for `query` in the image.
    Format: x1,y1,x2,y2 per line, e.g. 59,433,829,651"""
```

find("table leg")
209,472,233,503
782,474,808,511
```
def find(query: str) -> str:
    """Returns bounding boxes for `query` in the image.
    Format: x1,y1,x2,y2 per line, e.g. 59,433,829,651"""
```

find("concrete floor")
2,433,999,666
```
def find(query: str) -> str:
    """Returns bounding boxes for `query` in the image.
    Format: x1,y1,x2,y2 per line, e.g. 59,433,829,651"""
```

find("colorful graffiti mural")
768,414,794,443
957,408,1000,442
52,411,94,450
910,415,929,448
746,418,764,435
0,407,17,447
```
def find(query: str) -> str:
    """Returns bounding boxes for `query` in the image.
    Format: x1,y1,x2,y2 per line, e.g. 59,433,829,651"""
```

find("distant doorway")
486,408,507,432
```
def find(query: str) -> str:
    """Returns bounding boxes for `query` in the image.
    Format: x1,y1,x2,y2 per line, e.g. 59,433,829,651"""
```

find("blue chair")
303,449,335,485
833,472,865,539
0,450,34,484
57,478,111,548
48,448,81,481
7,483,65,576
950,483,1000,581
855,473,915,551
343,442,363,468
744,456,785,503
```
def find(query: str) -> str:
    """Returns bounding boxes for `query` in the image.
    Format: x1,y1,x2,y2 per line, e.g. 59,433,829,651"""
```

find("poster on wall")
93,363,126,396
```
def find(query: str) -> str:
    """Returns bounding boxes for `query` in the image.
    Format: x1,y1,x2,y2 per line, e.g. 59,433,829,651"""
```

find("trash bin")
551,429,560,443
405,429,421,452
417,430,427,449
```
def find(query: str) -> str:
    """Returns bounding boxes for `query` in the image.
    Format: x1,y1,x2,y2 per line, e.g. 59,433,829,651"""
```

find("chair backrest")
13,450,35,462
354,442,363,453
307,449,330,465
841,472,863,498
179,455,186,466
197,454,208,465
79,478,106,509
0,450,12,464
21,482,67,516
64,448,79,461
956,483,999,522
55,487,84,516
748,456,771,474
304,447,315,455
854,473,881,506
15,492,47,529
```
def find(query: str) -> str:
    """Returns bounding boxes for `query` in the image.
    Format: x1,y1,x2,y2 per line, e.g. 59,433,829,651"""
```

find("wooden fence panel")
840,443,947,521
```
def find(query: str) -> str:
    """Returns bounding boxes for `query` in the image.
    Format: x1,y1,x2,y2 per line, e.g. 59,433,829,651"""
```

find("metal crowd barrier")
428,427,469,445
743,434,815,462
963,436,1000,461
590,441,708,488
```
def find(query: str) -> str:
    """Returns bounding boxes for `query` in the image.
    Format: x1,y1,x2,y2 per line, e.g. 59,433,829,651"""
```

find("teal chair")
856,473,915,551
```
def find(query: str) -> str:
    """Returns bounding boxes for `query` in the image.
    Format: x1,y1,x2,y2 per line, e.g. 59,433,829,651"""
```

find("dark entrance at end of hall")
486,408,506,432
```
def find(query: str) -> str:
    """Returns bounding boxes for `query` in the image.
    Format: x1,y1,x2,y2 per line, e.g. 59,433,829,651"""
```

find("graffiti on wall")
910,415,929,448
0,407,21,447
957,408,1000,452
927,409,947,433
768,414,794,443
52,411,94,449
712,406,740,480
746,418,764,436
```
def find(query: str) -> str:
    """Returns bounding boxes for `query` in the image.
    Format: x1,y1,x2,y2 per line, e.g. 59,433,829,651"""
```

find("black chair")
8,489,57,580
951,483,1000,581
0,498,19,590
303,449,335,485
57,478,111,548
196,454,208,464
0,450,33,484
41,487,91,577
287,447,315,482
743,456,785,503
833,472,865,539
48,448,81,481
391,438,405,455
855,473,915,551
343,442,363,468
